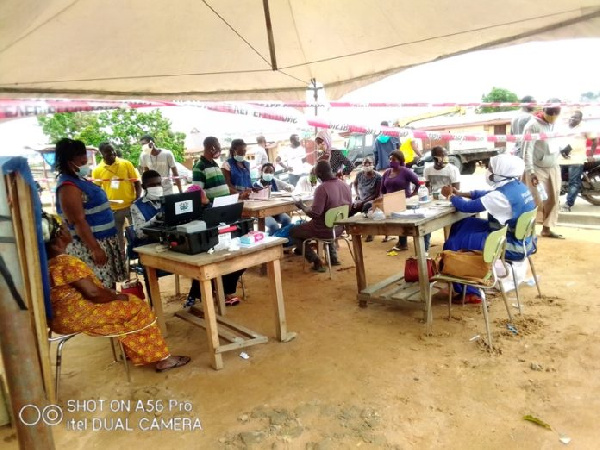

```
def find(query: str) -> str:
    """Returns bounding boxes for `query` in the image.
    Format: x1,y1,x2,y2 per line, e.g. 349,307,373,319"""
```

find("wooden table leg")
414,235,432,334
443,226,451,241
215,276,226,316
351,234,368,307
200,279,223,370
257,218,266,232
257,218,268,275
146,267,167,337
267,259,296,342
174,274,181,295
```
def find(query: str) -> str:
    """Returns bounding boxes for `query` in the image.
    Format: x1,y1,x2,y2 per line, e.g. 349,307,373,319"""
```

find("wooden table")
135,237,296,369
243,197,312,232
337,206,472,322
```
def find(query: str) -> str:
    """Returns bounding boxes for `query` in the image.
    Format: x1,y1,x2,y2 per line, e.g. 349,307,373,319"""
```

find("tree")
38,109,186,164
580,91,600,101
477,87,520,114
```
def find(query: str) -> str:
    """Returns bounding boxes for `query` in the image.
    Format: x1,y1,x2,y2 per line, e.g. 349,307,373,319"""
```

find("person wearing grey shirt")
511,95,536,158
521,99,564,239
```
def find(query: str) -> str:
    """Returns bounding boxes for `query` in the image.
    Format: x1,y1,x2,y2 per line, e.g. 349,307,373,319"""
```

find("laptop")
161,191,204,227
203,202,244,228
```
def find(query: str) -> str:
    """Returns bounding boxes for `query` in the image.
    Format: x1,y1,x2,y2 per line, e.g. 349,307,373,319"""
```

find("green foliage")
477,87,520,113
580,91,600,101
38,109,186,164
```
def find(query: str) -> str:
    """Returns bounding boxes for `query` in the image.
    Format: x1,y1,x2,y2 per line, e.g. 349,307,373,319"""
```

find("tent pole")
0,173,54,449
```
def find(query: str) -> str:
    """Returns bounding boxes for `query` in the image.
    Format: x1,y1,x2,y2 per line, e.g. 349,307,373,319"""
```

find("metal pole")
0,172,55,449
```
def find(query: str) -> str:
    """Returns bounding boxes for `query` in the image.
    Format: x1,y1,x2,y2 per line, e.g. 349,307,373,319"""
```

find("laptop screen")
203,203,244,228
161,191,204,226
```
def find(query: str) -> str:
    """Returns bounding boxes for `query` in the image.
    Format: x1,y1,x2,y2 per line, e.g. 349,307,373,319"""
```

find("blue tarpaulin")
0,156,52,319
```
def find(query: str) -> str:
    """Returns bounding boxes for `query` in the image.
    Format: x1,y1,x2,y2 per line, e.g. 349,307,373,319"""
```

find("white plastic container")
418,180,430,204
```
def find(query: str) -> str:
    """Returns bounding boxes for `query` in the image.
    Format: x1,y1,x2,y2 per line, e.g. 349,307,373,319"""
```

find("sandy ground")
2,224,600,449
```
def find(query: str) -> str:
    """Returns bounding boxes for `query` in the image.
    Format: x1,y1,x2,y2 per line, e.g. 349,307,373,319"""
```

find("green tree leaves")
38,109,186,164
477,87,520,113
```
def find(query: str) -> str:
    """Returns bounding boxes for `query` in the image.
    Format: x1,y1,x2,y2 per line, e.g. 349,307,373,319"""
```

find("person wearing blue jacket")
373,121,399,171
441,154,536,304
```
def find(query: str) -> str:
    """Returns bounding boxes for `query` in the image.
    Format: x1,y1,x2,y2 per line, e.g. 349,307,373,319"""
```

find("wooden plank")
215,337,269,354
175,311,243,343
199,279,223,370
360,272,405,295
215,314,265,339
145,267,167,337
361,296,425,309
15,175,55,403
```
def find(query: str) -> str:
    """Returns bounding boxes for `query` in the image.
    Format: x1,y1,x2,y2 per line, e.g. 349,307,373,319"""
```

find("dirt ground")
2,224,600,449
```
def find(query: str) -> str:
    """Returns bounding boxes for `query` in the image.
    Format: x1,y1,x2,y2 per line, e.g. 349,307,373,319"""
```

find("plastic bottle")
536,183,548,201
418,180,430,204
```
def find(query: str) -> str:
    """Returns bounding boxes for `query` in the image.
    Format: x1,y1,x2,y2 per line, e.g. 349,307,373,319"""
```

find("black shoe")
365,235,374,242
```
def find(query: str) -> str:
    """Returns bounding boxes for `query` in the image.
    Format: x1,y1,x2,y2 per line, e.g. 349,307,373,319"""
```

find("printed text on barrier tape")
2,98,597,142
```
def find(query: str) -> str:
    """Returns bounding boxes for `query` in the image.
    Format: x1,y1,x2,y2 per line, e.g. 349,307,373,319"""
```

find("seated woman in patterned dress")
43,213,190,372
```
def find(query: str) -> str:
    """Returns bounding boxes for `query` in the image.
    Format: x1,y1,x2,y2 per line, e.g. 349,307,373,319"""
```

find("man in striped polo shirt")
192,136,234,201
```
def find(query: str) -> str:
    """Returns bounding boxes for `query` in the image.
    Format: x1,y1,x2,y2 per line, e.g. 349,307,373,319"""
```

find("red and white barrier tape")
2,98,597,143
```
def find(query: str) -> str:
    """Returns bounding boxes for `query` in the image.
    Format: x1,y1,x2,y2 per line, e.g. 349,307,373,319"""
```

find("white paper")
249,188,269,200
213,193,239,207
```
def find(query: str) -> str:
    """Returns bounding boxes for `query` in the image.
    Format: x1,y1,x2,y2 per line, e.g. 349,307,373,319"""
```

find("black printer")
142,192,253,255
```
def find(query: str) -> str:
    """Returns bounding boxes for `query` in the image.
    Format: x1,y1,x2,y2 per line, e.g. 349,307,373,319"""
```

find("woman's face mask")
234,154,245,162
309,174,318,186
142,143,152,155
389,161,401,169
262,173,274,182
73,162,90,177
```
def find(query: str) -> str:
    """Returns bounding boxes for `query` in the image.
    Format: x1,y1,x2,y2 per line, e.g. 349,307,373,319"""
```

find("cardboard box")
372,190,406,216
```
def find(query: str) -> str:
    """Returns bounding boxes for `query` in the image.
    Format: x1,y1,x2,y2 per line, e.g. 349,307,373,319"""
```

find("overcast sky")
343,38,600,103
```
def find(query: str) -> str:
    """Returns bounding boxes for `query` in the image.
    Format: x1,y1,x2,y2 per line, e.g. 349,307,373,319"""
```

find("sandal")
381,236,395,243
390,246,408,252
155,355,191,373
541,231,565,239
225,296,240,306
331,260,341,266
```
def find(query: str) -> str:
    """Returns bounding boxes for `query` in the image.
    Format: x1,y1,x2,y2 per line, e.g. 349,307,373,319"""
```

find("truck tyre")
449,156,463,174
462,161,476,175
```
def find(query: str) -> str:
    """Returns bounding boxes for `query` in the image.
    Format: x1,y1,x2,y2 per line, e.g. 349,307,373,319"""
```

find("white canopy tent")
2,0,600,100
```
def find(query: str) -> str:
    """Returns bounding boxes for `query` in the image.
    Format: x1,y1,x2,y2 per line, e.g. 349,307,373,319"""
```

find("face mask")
234,155,245,162
363,166,374,172
142,143,152,155
389,161,400,169
146,186,163,198
75,163,90,177
262,173,274,182
309,175,318,185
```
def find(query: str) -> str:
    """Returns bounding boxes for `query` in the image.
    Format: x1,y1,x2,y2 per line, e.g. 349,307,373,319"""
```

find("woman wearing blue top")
441,154,536,304
222,139,253,200
55,138,126,288
254,163,294,235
